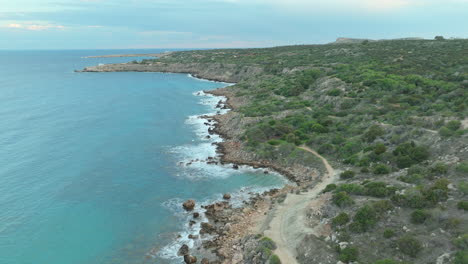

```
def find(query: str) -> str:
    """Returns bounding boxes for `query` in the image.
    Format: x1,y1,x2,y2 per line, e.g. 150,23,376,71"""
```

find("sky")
0,0,467,49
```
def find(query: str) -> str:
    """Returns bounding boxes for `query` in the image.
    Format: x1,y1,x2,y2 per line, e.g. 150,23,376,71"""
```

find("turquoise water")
0,50,285,264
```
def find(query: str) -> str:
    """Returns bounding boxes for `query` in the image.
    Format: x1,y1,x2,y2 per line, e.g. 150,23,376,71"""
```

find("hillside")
82,39,468,264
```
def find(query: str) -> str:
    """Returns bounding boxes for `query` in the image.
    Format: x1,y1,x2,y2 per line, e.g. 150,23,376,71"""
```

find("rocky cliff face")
80,62,263,83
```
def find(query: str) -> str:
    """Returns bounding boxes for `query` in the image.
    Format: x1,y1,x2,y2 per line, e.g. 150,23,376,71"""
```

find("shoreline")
84,52,173,58
78,63,326,264
156,80,293,264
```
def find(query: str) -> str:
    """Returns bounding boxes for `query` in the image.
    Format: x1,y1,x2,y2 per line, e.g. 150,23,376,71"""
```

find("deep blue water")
0,50,285,264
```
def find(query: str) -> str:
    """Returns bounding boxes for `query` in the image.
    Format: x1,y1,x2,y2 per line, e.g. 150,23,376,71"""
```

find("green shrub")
327,88,342,96
350,205,378,233
361,167,370,173
333,192,354,207
340,170,356,180
372,200,394,213
365,182,396,197
423,179,449,205
259,236,277,250
363,125,385,142
456,162,468,173
383,229,395,238
393,142,430,168
429,162,449,175
460,182,468,195
457,201,468,211
453,250,468,264
391,193,428,209
407,164,427,175
323,184,337,193
339,246,359,263
397,235,422,257
446,120,462,131
398,173,424,184
439,126,454,137
374,143,387,155
373,164,391,175
336,184,365,195
454,234,468,250
332,212,350,227
269,254,282,264
267,139,283,146
410,209,431,224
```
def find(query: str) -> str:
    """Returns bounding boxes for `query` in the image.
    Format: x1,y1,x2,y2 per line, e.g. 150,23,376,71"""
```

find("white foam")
157,85,287,263
157,180,285,262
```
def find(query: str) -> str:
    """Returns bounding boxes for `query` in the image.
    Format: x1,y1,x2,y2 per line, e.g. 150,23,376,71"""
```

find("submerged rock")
232,164,239,169
193,212,200,218
183,200,196,211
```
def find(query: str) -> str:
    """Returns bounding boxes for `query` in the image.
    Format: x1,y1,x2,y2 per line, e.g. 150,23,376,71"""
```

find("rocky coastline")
79,61,322,264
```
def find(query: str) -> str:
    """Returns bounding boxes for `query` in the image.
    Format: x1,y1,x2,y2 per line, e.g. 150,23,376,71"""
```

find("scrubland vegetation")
145,39,467,263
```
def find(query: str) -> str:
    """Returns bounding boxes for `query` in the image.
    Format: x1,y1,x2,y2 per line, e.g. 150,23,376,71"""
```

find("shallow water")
0,50,285,264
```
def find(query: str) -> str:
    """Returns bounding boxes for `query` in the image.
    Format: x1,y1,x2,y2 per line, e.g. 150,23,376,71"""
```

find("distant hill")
331,37,425,44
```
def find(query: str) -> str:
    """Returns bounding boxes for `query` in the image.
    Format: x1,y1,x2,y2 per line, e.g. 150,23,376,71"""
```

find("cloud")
4,23,65,31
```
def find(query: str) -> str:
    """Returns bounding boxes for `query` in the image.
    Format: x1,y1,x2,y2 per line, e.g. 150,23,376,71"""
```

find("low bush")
373,164,391,175
374,143,387,155
259,236,277,250
410,209,431,224
398,173,424,184
453,250,468,264
429,162,449,175
365,182,396,198
269,254,282,264
456,162,468,173
336,184,365,195
397,235,422,257
350,205,378,233
327,88,342,96
457,201,468,211
383,229,395,238
372,200,394,213
340,170,356,180
460,182,468,195
339,246,359,263
323,184,337,193
333,192,354,207
332,212,350,227
454,234,468,250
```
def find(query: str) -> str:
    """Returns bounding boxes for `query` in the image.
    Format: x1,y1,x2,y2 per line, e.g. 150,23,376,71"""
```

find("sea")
0,50,286,264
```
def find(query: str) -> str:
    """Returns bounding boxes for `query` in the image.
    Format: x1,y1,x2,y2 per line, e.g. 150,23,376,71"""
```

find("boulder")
183,200,196,211
200,222,216,235
184,255,197,264
232,164,239,169
193,212,200,218
201,258,210,264
178,244,189,256
223,193,231,200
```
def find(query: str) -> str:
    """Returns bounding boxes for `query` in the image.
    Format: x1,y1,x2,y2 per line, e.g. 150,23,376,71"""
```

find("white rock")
339,242,349,249
436,253,451,264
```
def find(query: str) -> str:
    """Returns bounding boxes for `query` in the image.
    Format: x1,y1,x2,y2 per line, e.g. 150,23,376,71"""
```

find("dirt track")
262,146,336,264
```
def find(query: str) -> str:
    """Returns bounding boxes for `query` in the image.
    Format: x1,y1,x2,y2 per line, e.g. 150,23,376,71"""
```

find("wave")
156,86,286,263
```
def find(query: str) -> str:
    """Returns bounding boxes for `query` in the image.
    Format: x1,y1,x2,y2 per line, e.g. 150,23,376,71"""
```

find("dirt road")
263,146,336,264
